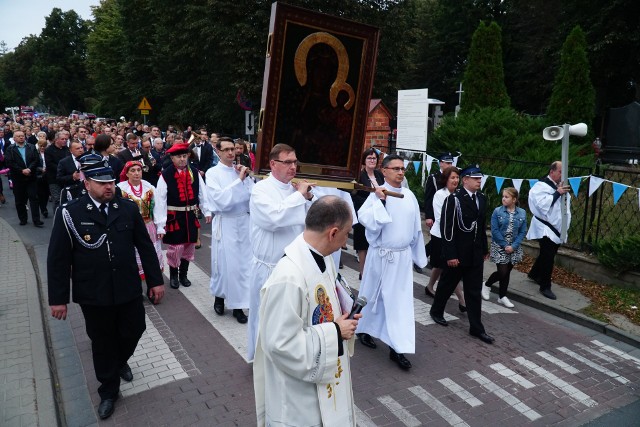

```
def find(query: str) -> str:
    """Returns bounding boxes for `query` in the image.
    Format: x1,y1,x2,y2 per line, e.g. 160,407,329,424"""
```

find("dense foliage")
0,0,637,134
594,235,640,274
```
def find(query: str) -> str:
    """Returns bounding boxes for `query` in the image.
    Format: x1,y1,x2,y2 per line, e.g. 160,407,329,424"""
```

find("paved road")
1,181,639,426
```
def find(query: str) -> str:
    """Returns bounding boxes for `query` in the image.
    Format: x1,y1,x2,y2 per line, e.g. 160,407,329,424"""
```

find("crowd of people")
0,113,571,424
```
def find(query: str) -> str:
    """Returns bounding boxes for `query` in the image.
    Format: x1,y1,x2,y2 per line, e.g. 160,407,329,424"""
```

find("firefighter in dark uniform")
429,165,494,344
47,161,165,420
153,142,211,289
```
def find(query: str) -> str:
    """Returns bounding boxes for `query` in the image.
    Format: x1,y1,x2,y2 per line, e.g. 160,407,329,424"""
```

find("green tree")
0,37,39,105
87,0,128,116
546,25,595,129
461,21,510,111
31,8,92,113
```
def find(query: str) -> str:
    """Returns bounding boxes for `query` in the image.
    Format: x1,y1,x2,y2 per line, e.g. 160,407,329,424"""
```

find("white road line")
437,378,482,407
591,340,640,368
466,370,541,421
574,343,616,363
162,251,250,362
489,363,535,389
354,405,378,427
377,395,421,427
514,357,597,407
414,298,459,326
409,386,470,426
557,347,629,384
536,351,580,374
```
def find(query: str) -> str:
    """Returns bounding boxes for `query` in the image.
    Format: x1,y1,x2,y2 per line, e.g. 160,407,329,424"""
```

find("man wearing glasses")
355,154,427,370
246,143,316,361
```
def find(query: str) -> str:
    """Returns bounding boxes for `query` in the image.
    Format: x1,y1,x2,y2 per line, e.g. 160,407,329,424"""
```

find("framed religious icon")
256,2,380,184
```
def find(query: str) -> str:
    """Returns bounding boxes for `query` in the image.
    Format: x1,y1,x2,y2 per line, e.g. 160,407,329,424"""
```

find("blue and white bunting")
588,176,604,197
612,182,628,205
495,177,505,194
413,161,421,173
568,177,582,197
528,179,538,188
512,179,523,194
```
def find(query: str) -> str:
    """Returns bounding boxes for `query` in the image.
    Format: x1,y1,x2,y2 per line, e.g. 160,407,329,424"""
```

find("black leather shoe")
98,398,117,419
119,363,133,382
43,210,49,218
19,220,27,226
169,267,180,289
34,220,44,228
389,348,411,370
470,331,495,344
232,309,248,324
424,287,435,298
358,333,377,349
430,314,448,326
413,264,423,274
459,304,467,313
214,297,225,315
540,288,557,300
179,259,192,287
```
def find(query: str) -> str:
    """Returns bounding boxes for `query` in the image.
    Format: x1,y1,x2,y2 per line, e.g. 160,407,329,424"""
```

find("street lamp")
542,122,588,241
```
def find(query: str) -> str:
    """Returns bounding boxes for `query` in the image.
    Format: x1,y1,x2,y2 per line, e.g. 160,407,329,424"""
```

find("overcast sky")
2,1,100,51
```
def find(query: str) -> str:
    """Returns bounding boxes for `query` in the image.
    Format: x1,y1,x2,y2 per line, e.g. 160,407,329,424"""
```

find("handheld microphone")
348,296,367,319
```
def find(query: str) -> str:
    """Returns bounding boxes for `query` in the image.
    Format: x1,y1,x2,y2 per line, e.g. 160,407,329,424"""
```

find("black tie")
99,203,108,219
471,193,478,208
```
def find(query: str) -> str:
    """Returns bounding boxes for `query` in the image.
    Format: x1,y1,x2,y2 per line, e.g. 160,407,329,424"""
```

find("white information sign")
396,89,429,151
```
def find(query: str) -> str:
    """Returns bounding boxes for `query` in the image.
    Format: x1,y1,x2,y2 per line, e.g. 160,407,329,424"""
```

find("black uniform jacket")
424,170,444,220
47,194,164,306
440,189,489,267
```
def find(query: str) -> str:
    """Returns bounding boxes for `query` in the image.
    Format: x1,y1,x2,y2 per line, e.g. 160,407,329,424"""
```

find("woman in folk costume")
117,161,164,279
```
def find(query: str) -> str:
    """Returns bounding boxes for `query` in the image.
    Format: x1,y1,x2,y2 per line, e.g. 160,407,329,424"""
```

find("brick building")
365,99,393,152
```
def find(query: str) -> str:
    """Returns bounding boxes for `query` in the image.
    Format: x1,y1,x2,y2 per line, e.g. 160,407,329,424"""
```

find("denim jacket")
490,205,527,250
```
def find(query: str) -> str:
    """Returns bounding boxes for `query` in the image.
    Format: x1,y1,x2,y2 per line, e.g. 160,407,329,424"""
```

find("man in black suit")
4,130,43,226
56,140,85,188
44,130,70,210
189,128,214,179
117,133,143,164
47,161,165,420
430,165,494,344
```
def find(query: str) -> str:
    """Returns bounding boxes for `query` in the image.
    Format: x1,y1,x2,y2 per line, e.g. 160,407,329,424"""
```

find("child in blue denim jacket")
481,187,527,307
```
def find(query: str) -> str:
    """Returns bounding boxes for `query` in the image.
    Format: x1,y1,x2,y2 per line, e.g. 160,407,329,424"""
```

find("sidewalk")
0,215,57,426
1,198,639,425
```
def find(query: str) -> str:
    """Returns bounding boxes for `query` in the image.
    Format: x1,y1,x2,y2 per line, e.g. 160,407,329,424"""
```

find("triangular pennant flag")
381,152,387,159
568,177,582,197
612,182,628,205
413,161,421,173
588,176,604,197
528,179,538,188
453,155,460,167
495,177,505,194
425,155,434,174
374,148,381,155
403,159,409,169
481,175,488,190
512,179,523,194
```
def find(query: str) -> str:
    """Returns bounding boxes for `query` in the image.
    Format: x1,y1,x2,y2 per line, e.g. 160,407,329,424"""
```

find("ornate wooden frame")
256,2,380,183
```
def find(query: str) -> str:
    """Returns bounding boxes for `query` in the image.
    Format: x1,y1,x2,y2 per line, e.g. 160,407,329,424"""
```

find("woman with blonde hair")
482,187,527,307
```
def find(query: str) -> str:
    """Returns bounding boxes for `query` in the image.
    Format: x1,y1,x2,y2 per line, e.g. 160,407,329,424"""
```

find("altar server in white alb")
254,196,360,427
205,137,254,323
355,154,427,370
247,143,316,361
526,160,571,300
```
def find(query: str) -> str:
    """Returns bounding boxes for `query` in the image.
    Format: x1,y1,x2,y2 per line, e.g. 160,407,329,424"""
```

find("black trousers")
36,177,49,214
80,296,146,399
12,178,40,223
430,262,485,335
528,237,559,290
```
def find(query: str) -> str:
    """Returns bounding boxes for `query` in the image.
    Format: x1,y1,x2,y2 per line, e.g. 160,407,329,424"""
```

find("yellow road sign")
140,109,150,115
137,97,152,110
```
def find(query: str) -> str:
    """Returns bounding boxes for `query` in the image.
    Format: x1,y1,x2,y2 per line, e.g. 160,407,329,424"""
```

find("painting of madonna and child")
257,2,380,183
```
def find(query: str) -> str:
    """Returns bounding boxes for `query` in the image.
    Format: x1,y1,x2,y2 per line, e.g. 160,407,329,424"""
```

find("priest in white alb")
355,154,427,370
254,195,360,427
247,143,316,361
205,137,254,323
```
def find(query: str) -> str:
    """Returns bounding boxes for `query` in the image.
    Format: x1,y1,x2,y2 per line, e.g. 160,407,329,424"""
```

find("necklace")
129,182,143,197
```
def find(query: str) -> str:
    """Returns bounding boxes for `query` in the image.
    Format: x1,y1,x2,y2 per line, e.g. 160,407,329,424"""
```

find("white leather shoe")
481,282,491,300
497,296,514,308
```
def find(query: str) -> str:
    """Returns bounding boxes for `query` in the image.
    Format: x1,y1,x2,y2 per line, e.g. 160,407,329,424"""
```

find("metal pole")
560,124,570,242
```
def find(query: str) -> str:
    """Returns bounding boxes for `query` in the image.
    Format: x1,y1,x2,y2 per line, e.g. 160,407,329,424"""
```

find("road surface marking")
437,378,483,407
557,347,629,384
514,357,597,407
489,363,535,389
467,370,542,421
354,405,378,427
536,351,580,374
591,340,640,368
377,395,421,426
574,343,616,363
409,385,471,426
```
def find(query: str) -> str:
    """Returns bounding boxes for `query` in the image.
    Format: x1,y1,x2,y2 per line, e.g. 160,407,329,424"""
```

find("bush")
594,235,640,274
